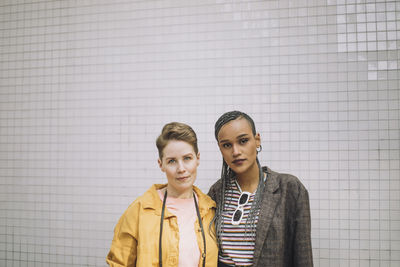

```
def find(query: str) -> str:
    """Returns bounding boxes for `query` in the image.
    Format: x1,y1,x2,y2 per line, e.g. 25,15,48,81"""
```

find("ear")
158,158,165,172
255,133,261,147
196,152,200,166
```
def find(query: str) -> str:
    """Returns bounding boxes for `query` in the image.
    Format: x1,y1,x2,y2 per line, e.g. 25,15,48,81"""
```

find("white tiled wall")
0,0,399,266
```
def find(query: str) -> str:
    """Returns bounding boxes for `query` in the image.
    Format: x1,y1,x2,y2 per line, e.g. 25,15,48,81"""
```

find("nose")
177,160,185,173
232,144,240,157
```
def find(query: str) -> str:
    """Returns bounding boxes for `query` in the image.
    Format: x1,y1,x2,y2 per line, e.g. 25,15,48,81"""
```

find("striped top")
219,180,259,266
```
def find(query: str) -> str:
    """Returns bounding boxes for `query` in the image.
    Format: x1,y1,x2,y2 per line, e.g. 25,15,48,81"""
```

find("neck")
164,185,194,199
236,161,260,193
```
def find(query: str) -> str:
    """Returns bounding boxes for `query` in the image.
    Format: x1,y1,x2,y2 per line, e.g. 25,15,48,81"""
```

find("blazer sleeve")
294,186,313,267
207,179,222,202
207,184,217,201
106,207,139,267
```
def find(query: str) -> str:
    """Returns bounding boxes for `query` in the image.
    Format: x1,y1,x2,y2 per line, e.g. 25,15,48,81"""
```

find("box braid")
213,111,265,244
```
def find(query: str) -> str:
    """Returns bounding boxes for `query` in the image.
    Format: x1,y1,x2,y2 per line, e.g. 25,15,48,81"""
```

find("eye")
167,159,176,164
184,156,192,161
222,143,231,149
239,138,249,145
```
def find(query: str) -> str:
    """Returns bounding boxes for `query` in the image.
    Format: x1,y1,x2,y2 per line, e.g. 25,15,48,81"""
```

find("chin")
179,179,195,187
232,165,250,175
230,167,244,175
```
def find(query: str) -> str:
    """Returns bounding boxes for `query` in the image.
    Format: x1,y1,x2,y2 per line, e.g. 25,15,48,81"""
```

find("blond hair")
156,122,198,159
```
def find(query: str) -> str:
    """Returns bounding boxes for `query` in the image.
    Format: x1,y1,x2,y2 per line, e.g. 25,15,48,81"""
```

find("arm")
106,211,138,267
294,187,313,267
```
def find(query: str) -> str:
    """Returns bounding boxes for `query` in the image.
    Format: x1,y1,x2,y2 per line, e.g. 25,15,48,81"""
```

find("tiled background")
0,0,399,266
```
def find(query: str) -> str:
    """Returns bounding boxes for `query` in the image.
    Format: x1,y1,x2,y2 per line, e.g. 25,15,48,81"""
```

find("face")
217,118,260,176
158,140,200,197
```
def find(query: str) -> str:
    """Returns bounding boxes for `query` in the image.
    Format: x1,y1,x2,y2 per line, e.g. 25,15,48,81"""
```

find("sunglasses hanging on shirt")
231,191,251,225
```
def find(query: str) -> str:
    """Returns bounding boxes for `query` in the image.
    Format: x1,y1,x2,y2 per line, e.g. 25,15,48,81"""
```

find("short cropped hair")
156,122,198,159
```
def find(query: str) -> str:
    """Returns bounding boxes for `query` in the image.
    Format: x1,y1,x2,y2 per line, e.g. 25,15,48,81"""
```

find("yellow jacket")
106,184,218,267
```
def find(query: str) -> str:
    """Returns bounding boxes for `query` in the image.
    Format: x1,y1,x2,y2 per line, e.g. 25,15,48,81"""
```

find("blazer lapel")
253,168,280,266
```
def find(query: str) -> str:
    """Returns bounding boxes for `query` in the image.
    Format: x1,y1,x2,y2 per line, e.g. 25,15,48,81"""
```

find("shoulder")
209,178,223,192
123,185,161,216
207,178,223,201
113,185,161,237
193,185,216,209
265,167,308,198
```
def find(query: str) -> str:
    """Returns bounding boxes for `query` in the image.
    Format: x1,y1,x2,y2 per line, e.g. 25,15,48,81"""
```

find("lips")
232,159,246,165
177,176,190,181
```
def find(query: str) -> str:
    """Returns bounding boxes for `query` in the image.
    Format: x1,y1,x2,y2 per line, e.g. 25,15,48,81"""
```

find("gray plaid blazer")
208,166,313,267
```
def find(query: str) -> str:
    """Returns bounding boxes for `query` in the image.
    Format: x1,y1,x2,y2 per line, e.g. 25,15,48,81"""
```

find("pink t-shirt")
158,190,200,267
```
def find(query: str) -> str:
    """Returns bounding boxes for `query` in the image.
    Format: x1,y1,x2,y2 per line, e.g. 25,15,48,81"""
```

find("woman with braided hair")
208,111,313,267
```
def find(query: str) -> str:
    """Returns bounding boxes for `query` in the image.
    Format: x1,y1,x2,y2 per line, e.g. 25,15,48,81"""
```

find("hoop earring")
256,145,262,153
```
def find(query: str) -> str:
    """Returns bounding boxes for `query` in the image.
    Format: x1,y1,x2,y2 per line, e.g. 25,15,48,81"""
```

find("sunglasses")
231,191,251,225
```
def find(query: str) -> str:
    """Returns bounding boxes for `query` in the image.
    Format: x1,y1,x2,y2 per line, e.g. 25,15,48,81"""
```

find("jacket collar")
141,184,216,218
140,184,165,214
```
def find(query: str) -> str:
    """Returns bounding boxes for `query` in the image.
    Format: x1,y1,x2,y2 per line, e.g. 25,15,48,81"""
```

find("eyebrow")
165,153,194,160
219,133,249,143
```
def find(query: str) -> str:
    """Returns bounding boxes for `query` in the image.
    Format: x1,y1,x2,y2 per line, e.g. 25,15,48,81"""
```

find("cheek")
219,148,228,156
221,150,231,160
188,161,198,172
247,146,256,156
165,166,176,175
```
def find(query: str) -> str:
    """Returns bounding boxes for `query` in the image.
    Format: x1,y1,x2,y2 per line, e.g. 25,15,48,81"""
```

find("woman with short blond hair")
107,122,218,267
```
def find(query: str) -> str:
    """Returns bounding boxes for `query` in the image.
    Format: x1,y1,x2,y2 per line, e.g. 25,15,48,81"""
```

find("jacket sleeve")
106,208,138,267
207,184,217,201
207,179,222,202
294,187,313,267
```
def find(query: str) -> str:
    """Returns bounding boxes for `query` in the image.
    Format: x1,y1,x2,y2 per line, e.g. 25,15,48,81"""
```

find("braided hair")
214,111,265,244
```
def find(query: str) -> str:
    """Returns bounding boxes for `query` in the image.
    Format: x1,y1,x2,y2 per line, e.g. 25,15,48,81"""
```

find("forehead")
162,140,195,157
217,118,253,141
